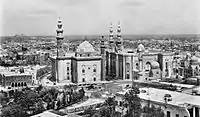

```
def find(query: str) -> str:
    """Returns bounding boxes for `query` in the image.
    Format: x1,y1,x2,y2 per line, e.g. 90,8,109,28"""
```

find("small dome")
191,56,200,65
76,41,95,53
186,53,191,57
151,61,160,69
198,45,200,51
137,44,145,52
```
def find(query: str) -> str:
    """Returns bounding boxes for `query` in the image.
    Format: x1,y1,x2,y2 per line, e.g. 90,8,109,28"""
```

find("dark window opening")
93,69,96,72
94,77,96,81
67,67,69,71
82,69,85,73
167,111,170,117
67,76,70,80
176,114,179,117
82,78,85,82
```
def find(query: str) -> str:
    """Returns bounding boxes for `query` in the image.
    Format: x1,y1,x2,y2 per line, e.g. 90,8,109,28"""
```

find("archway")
145,62,152,71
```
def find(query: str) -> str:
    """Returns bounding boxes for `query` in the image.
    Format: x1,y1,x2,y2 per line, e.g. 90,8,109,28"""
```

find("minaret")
109,23,115,52
100,36,106,81
56,17,64,58
116,21,123,51
55,17,64,83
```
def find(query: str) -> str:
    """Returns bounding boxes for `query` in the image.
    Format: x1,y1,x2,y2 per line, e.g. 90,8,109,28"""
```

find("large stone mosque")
51,18,200,84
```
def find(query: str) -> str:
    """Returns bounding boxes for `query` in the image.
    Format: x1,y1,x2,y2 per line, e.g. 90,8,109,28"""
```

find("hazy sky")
1,0,200,36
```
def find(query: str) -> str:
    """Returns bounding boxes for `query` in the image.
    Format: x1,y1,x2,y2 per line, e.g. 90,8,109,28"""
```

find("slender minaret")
56,17,64,83
100,36,106,81
56,17,64,58
116,21,123,51
109,23,115,52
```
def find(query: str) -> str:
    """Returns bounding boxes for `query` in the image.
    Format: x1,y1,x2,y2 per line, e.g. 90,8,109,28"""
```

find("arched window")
15,82,17,87
136,63,139,70
21,82,23,87
24,82,27,87
82,69,85,73
11,83,14,87
82,78,85,82
93,77,96,81
93,68,96,73
18,83,20,87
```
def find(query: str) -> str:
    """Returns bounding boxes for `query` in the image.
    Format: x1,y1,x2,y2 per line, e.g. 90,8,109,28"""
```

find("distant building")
0,70,32,89
172,53,200,79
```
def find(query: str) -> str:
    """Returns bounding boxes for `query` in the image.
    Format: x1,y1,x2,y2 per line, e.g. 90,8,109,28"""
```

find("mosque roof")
76,41,95,53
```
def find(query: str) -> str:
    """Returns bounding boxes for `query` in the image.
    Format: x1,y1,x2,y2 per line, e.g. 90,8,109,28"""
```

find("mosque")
51,18,102,84
104,23,174,81
50,18,177,84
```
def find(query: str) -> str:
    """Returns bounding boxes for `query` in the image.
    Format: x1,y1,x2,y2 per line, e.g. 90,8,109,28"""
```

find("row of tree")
1,85,85,117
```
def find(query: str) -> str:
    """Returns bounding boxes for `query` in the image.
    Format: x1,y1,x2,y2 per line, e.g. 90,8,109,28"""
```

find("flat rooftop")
117,87,200,107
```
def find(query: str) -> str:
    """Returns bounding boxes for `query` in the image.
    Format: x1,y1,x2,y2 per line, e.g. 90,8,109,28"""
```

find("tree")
100,106,111,117
2,104,28,117
104,97,117,116
34,99,45,114
143,105,164,117
16,90,39,112
123,87,142,117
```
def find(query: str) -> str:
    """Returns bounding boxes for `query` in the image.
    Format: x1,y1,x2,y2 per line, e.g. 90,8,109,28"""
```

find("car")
140,90,147,93
192,89,200,95
176,87,182,92
164,94,172,101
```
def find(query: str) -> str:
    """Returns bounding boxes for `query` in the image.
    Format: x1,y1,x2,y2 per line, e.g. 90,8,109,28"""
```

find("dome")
151,61,160,69
76,41,95,53
137,44,145,52
186,53,191,57
198,45,200,51
191,56,200,65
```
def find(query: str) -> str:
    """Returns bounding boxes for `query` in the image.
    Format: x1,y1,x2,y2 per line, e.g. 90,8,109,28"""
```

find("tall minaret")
100,36,106,81
116,21,123,51
109,23,115,52
55,17,64,83
56,17,64,58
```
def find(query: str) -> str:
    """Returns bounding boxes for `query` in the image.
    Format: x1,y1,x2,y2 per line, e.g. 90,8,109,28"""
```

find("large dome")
76,41,95,53
137,44,145,52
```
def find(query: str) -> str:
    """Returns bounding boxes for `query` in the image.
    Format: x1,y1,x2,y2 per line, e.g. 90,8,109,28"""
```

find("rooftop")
117,87,200,107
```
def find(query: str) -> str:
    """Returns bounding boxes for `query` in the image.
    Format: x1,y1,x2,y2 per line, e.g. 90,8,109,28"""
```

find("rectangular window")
167,111,170,117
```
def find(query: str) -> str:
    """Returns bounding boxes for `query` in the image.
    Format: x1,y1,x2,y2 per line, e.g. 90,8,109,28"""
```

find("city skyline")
1,0,200,36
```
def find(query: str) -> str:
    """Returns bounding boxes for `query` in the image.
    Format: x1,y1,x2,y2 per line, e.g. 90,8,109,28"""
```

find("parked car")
176,87,182,92
164,94,172,101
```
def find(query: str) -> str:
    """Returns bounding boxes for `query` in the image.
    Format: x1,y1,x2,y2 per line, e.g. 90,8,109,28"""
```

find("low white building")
116,87,200,117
